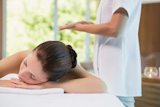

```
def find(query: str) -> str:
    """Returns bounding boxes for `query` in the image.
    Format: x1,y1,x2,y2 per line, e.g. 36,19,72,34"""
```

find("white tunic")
93,0,142,96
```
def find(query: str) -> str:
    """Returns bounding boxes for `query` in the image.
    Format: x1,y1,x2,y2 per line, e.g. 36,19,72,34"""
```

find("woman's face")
18,52,48,85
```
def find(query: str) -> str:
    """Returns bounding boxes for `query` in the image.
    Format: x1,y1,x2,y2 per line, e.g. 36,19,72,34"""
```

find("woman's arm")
43,65,107,93
59,8,128,37
0,80,14,88
11,65,107,93
0,50,32,78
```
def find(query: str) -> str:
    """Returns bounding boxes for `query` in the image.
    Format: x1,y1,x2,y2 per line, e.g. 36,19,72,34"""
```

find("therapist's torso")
93,0,142,96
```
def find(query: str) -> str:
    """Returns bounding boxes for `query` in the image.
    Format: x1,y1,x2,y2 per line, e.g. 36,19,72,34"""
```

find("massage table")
0,74,124,107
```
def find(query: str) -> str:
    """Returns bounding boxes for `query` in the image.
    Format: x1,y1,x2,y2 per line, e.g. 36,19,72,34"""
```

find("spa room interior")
0,0,160,107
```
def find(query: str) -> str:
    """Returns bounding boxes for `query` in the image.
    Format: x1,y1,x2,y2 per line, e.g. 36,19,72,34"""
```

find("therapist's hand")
59,21,94,31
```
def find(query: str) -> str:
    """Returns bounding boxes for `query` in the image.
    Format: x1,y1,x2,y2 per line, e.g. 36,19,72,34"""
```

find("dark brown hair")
33,41,77,81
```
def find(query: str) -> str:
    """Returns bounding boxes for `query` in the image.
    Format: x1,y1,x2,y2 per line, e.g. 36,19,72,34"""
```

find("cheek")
19,62,25,74
18,68,26,80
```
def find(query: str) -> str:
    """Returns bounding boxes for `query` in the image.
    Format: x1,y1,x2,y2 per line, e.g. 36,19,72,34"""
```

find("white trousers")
117,96,135,107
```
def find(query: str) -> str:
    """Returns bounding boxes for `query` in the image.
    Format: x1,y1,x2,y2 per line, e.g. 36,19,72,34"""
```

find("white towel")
0,73,19,80
0,74,64,95
0,87,64,95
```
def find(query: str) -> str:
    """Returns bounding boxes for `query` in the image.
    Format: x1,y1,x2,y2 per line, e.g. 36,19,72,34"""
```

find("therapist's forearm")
74,12,128,37
43,78,107,93
75,23,117,37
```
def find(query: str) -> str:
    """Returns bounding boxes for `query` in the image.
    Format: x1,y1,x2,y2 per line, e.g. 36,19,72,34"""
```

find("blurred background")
3,0,98,62
1,0,159,67
0,0,160,106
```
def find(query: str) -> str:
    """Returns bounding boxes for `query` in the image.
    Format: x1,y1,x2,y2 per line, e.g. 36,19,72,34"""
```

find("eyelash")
31,74,36,80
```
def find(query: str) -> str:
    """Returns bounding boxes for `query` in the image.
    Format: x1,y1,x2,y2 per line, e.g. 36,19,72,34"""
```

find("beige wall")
139,3,160,56
139,3,160,68
0,0,3,60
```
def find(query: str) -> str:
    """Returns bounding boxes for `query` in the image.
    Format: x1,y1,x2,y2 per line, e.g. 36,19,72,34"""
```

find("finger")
78,21,84,24
59,23,77,30
59,26,66,30
79,21,83,24
13,83,30,89
11,78,18,81
80,21,85,23
60,25,72,30
10,78,19,83
58,26,63,30
89,22,94,24
13,84,26,89
10,78,22,84
13,83,21,88
13,83,40,89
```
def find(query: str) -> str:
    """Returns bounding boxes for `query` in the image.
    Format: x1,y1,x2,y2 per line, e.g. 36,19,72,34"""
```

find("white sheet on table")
0,74,124,107
0,87,64,95
0,73,19,80
0,93,124,107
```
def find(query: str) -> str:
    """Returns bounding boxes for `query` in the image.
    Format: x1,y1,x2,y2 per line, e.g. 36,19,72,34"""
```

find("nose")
18,71,28,83
18,74,25,82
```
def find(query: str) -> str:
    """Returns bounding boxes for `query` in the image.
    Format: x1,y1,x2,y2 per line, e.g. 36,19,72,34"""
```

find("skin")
0,80,14,88
0,50,107,93
59,8,129,37
56,8,129,93
18,52,48,85
0,8,128,93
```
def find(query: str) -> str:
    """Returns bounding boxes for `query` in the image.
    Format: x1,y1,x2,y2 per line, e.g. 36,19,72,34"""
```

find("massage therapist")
59,0,142,106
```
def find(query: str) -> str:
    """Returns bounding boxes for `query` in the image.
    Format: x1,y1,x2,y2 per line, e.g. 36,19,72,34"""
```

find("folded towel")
0,74,64,95
0,87,64,95
0,73,19,80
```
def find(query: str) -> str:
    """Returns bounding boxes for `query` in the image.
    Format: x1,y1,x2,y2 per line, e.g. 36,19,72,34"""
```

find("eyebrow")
24,59,28,66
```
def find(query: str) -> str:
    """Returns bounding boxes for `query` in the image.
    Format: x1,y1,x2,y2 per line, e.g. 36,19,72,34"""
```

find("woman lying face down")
0,41,107,93
18,41,77,85
18,53,48,85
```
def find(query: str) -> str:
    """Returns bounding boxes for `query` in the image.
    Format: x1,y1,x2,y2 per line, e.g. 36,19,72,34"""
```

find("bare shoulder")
59,64,96,81
0,49,32,77
19,49,32,60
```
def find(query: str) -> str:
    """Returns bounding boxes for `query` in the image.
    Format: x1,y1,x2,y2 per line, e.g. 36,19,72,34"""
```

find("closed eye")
30,74,37,80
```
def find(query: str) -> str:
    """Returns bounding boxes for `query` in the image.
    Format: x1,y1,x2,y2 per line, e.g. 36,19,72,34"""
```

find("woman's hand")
10,78,43,89
59,21,94,31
